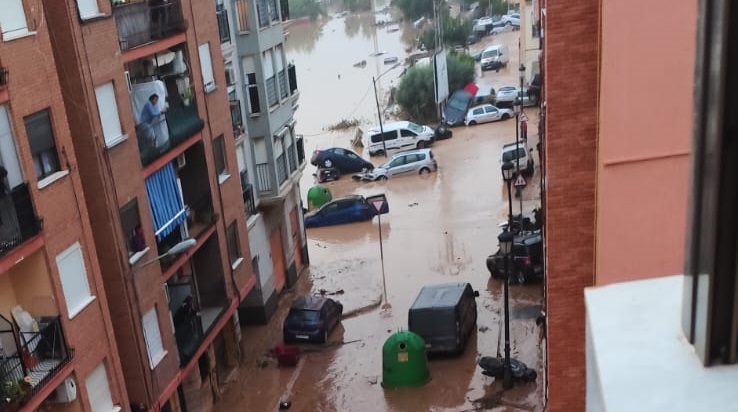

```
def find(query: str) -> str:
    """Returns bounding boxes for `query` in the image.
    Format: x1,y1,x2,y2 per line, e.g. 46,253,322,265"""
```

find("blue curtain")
145,162,187,241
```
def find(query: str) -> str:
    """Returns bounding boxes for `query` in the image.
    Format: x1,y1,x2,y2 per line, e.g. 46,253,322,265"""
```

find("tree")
288,0,324,20
418,14,472,51
392,0,442,21
396,53,476,121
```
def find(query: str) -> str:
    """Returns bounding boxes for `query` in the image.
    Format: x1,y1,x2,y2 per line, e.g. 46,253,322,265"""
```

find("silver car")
361,149,438,181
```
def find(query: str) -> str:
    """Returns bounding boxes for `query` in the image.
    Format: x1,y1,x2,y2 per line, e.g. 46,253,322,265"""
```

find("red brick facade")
542,1,600,410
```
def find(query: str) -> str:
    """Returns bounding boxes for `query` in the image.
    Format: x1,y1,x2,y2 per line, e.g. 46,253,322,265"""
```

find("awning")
145,162,188,241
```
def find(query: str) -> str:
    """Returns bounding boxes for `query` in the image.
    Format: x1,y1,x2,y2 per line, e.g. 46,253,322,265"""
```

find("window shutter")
263,50,274,78
0,105,24,188
142,307,165,368
56,242,93,318
198,43,216,93
76,0,100,19
95,83,123,145
86,362,115,412
1,0,28,36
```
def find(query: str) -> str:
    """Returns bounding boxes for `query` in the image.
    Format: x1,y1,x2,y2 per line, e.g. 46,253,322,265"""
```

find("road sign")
370,198,385,213
514,174,527,187
367,193,389,214
519,112,529,122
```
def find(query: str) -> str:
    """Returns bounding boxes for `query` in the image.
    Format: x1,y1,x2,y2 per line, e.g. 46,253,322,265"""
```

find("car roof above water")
410,283,472,310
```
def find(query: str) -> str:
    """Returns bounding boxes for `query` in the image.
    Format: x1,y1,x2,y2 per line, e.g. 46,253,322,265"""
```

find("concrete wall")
595,0,695,285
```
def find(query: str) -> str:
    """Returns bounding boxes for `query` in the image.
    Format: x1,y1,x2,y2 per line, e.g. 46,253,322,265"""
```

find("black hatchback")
485,233,544,284
283,296,343,343
310,147,374,173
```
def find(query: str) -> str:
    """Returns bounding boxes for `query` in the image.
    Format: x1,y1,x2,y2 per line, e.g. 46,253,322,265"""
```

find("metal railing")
296,135,305,165
242,182,257,216
276,153,287,185
235,0,250,32
0,183,43,258
266,77,278,107
216,4,231,43
287,144,296,173
230,100,243,137
287,64,297,95
114,0,187,51
136,101,204,166
255,163,271,193
0,316,72,411
278,70,288,99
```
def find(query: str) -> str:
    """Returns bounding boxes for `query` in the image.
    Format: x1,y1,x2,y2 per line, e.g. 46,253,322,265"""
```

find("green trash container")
381,331,430,388
307,185,332,210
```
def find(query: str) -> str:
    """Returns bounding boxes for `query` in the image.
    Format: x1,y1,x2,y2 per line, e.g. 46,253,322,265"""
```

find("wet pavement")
216,8,544,412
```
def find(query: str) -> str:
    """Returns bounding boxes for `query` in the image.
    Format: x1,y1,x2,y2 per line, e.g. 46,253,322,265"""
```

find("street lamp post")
372,62,401,158
515,64,526,217
500,161,516,390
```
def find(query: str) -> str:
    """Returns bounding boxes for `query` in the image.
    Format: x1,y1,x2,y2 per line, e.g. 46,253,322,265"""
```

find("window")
473,108,483,115
24,110,60,180
263,50,277,107
236,0,250,32
242,57,261,114
389,156,405,167
56,242,94,318
86,362,116,412
0,106,24,190
120,199,145,257
485,106,498,114
400,129,416,137
76,0,101,20
142,307,166,368
95,82,124,146
275,45,288,99
269,0,279,21
346,152,359,160
213,135,228,180
226,222,240,265
1,0,29,39
256,0,269,27
198,43,216,93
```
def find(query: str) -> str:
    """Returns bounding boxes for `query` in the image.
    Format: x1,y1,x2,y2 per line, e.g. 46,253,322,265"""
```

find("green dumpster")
307,185,332,210
381,331,430,388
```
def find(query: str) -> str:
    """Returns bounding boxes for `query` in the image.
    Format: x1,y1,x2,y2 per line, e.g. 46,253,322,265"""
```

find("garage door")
270,227,286,293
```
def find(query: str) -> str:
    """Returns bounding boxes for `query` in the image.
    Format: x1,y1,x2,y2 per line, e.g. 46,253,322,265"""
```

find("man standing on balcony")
140,94,167,148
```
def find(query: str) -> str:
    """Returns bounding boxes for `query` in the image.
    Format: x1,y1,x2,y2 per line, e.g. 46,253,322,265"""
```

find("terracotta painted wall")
596,0,696,284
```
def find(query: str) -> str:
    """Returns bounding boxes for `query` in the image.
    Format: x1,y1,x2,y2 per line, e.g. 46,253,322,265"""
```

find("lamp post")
514,64,526,217
372,62,401,158
500,161,516,390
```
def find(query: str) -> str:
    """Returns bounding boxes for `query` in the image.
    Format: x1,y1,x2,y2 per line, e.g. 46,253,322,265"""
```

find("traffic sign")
370,198,385,213
366,193,389,214
514,174,527,187
519,112,529,122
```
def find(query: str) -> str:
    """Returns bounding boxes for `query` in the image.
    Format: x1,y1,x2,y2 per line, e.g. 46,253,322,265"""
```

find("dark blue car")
304,195,378,228
310,147,374,173
283,296,343,343
443,90,474,127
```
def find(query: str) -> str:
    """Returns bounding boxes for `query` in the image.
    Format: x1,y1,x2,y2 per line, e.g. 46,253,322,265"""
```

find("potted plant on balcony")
2,377,32,411
181,85,194,107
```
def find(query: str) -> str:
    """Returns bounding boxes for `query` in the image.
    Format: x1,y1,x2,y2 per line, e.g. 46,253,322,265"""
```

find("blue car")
304,195,377,228
283,296,343,343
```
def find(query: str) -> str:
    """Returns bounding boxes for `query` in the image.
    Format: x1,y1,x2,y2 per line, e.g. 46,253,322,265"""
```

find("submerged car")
304,195,376,228
465,104,513,125
443,89,475,126
355,149,438,181
494,86,522,108
283,296,343,343
310,147,374,173
485,232,543,284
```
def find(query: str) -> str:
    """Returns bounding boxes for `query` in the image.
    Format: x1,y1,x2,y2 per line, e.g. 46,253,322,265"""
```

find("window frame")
56,241,95,319
1,0,29,40
85,362,116,412
95,82,125,147
24,109,61,180
226,222,240,265
142,306,167,369
213,135,229,182
198,42,216,93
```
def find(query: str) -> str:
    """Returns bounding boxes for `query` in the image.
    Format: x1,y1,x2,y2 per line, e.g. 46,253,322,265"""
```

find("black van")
408,283,479,355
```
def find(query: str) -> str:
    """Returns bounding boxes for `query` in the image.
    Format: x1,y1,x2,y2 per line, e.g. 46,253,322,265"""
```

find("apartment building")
538,0,696,410
9,0,260,411
0,4,129,412
215,0,309,324
517,0,541,83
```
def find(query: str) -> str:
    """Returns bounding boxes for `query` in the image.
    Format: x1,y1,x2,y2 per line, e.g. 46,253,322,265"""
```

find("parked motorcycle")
478,356,537,383
499,208,543,234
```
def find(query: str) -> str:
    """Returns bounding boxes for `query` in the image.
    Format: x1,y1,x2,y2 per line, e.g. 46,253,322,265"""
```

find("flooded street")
217,8,545,412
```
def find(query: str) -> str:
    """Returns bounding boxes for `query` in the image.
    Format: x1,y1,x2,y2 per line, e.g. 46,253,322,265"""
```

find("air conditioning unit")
48,377,77,403
176,153,186,169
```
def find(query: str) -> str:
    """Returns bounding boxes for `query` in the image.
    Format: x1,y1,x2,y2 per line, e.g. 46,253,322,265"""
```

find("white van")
480,44,510,71
362,121,435,156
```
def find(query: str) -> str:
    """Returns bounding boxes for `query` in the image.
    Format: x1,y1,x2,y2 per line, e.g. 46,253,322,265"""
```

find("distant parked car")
465,104,513,126
443,89,475,127
490,23,517,35
283,296,343,343
513,88,539,107
485,232,543,284
500,13,520,27
304,195,376,228
494,86,521,108
473,87,497,106
310,147,374,173
355,149,438,181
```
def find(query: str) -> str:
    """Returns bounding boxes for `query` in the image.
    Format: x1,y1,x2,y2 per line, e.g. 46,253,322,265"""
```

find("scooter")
478,356,537,383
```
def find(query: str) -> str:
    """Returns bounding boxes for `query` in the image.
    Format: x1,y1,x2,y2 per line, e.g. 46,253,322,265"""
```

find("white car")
501,13,520,27
356,149,438,181
494,86,521,106
465,104,513,126
490,24,516,35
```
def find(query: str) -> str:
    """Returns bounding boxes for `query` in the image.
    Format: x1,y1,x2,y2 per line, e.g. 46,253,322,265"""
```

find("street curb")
342,294,383,319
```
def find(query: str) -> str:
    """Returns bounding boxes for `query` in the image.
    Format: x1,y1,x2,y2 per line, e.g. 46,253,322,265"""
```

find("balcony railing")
278,70,288,100
287,144,296,173
287,64,297,95
266,77,278,107
0,67,8,86
0,316,72,412
0,183,43,258
136,101,204,166
230,100,243,137
255,163,271,193
113,0,187,52
172,300,204,366
216,4,231,43
276,153,287,186
235,0,250,32
240,175,257,216
296,135,305,165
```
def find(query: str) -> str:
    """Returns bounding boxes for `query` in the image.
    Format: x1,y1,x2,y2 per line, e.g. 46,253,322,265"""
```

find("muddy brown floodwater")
216,7,545,412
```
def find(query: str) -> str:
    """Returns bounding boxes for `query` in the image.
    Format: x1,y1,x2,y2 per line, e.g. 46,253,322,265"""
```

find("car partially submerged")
353,149,438,181
304,195,386,228
443,89,475,126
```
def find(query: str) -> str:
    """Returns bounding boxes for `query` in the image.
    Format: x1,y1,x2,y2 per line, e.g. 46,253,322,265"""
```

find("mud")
217,9,544,412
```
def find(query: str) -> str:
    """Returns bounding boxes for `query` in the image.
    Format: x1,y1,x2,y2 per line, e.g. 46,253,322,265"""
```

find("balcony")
296,135,305,165
240,173,257,217
136,101,204,167
0,315,72,412
0,184,43,259
113,0,187,52
216,4,231,44
287,64,298,96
